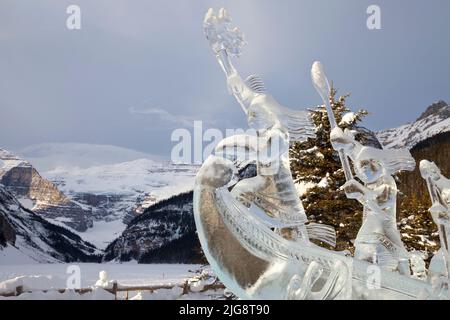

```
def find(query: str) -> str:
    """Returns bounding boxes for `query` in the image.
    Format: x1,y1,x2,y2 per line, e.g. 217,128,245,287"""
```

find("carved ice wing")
306,223,337,248
356,146,415,174
245,75,267,94
276,105,316,142
243,74,316,142
381,148,416,174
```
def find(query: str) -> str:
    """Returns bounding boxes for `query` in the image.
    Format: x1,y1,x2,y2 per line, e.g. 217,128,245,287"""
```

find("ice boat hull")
193,156,448,300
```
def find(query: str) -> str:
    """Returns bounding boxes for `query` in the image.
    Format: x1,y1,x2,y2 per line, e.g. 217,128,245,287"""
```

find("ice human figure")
203,8,335,245
311,61,414,273
329,127,415,273
420,160,450,294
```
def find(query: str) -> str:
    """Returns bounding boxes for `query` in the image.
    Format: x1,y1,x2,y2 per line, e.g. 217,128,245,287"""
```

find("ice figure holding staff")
420,160,450,294
311,62,415,274
203,8,336,246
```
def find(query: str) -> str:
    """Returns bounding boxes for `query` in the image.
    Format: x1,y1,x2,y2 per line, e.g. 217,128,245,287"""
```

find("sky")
0,0,449,157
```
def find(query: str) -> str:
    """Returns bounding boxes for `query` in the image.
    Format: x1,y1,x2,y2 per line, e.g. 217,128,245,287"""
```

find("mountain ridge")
377,100,450,150
0,184,101,263
103,191,205,264
0,148,93,232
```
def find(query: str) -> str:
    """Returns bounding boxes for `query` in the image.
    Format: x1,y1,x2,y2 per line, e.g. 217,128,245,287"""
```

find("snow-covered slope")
46,159,197,199
45,159,198,225
0,185,101,263
377,100,450,149
103,191,204,264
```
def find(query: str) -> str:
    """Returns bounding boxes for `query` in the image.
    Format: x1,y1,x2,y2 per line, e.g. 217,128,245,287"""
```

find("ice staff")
311,62,353,181
311,62,382,214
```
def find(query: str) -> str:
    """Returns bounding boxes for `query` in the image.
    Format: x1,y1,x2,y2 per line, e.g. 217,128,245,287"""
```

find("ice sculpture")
193,8,450,300
314,62,415,274
420,160,450,295
203,8,337,246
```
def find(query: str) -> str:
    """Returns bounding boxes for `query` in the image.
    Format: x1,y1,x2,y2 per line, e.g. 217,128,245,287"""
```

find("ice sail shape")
311,62,332,122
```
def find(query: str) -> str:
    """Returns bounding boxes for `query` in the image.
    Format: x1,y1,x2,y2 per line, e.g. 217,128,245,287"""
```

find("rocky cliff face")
0,184,101,262
103,191,205,264
0,210,15,248
0,149,92,232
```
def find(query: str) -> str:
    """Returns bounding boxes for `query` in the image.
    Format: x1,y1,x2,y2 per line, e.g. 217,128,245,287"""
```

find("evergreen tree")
397,179,439,260
290,87,369,252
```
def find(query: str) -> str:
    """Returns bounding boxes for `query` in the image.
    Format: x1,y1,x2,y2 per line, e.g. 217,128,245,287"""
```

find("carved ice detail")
420,160,450,295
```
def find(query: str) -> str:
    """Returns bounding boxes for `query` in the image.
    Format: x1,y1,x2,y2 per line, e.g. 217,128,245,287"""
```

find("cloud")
128,105,237,130
128,106,198,128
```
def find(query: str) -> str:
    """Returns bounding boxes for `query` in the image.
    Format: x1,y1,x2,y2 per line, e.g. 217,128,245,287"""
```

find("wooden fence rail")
1,280,226,300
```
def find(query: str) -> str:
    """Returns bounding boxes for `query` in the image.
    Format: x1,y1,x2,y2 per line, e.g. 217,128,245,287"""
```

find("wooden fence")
1,280,226,300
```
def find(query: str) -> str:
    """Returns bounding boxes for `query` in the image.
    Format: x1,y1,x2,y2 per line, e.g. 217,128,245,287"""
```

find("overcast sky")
0,0,449,156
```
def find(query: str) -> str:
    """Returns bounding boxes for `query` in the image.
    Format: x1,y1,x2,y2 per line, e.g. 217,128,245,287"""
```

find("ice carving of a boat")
193,156,448,300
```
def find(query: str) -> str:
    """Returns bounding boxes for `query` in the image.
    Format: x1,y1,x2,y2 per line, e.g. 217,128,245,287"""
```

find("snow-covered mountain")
18,143,165,172
45,158,197,210
0,184,101,264
13,143,199,249
0,149,93,232
44,158,198,224
377,100,450,149
103,191,204,264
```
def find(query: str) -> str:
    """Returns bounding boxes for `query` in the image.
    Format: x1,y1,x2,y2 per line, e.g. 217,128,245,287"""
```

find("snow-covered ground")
47,217,126,249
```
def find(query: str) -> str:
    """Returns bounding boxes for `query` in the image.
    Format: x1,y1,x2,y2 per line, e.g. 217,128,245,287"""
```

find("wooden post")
112,281,118,300
15,286,23,296
182,280,189,295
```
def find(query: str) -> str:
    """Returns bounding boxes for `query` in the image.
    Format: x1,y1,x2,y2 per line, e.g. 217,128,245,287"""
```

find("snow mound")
0,275,65,295
339,112,357,125
130,287,183,300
